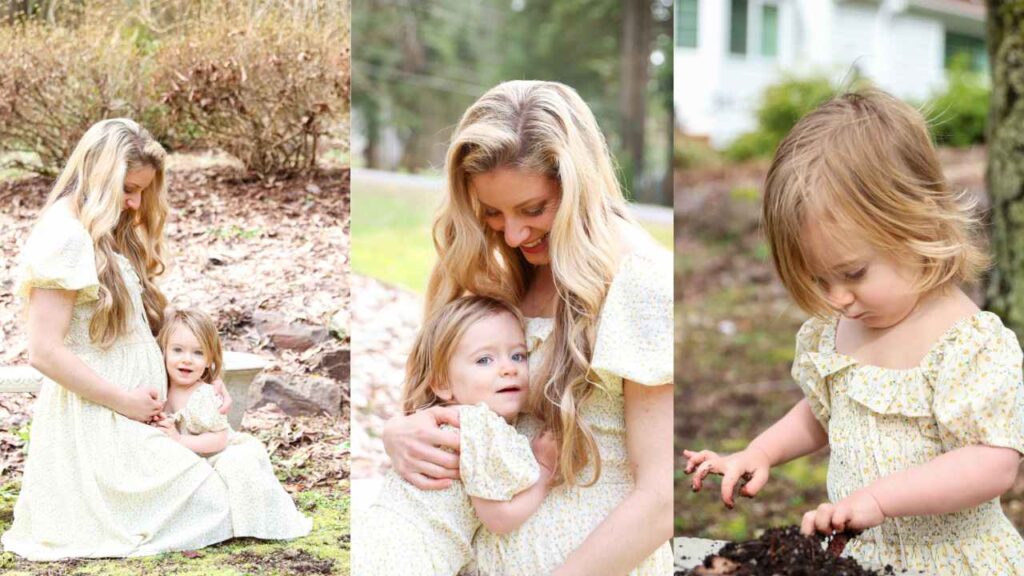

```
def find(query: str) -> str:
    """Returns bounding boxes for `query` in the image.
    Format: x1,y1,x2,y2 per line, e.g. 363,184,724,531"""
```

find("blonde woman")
383,81,674,575
2,119,237,560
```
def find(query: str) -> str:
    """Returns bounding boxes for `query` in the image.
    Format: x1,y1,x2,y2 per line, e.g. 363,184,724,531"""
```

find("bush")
926,55,989,148
0,22,150,176
155,14,349,177
725,76,834,162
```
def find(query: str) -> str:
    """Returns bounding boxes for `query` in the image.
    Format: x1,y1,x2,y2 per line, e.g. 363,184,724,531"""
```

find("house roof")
909,0,985,20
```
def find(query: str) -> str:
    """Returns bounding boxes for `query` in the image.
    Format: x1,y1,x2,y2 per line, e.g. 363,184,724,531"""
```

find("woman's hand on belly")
112,386,163,422
382,405,462,489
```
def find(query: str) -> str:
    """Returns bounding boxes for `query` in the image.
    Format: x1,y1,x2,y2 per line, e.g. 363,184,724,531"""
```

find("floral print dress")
794,312,1024,575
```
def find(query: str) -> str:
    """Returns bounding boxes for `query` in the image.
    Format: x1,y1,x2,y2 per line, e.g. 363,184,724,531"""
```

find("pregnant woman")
384,81,674,575
2,119,235,560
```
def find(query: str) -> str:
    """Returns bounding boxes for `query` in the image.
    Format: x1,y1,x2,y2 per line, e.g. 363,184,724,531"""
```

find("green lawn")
0,481,349,575
352,175,673,294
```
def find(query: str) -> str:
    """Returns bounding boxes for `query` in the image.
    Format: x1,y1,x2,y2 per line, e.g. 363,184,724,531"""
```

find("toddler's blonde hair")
762,88,989,317
157,308,223,384
402,296,525,415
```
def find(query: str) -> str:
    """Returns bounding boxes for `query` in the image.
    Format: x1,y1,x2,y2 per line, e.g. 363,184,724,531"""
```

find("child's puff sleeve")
16,204,99,304
181,385,231,435
932,313,1024,454
459,403,540,501
791,317,841,429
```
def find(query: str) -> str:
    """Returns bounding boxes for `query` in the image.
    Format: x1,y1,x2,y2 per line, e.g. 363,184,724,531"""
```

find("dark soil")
682,527,895,576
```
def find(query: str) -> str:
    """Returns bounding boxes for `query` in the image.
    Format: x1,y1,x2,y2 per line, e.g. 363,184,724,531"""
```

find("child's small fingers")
832,505,850,533
814,503,835,534
720,468,743,508
740,467,769,498
800,510,817,535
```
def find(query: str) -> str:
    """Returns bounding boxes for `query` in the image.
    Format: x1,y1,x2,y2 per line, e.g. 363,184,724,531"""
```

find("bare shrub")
155,9,349,177
0,21,149,176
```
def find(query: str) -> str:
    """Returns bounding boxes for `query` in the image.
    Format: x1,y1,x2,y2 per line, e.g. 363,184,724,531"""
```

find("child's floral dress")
794,312,1024,575
169,383,312,539
352,403,539,576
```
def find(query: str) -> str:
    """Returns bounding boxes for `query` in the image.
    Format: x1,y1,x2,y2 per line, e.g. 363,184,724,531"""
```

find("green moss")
0,483,349,576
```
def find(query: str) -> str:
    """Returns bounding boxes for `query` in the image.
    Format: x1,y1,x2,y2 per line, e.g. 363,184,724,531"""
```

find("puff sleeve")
180,385,231,435
791,317,837,428
932,314,1024,454
16,204,99,304
459,403,539,501
590,249,673,390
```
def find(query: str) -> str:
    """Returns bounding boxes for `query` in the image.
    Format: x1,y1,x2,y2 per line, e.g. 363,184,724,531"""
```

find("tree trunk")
985,1,1024,335
620,0,649,202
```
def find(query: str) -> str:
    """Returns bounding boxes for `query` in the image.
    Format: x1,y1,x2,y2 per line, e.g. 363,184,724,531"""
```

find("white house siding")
675,0,986,147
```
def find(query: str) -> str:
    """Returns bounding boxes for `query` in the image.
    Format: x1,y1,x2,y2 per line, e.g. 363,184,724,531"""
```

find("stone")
318,347,350,383
250,374,342,417
252,311,331,352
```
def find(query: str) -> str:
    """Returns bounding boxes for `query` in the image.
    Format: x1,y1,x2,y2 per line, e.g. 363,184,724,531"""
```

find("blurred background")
0,2,350,574
349,0,675,508
672,0,1024,544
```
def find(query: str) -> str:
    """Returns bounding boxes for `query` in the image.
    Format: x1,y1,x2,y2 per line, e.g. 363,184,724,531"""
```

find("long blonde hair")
763,89,988,317
402,296,524,414
157,308,224,384
427,80,634,486
44,118,169,347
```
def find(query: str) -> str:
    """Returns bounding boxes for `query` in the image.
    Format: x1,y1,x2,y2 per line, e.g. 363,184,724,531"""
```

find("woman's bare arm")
27,288,162,422
552,382,674,576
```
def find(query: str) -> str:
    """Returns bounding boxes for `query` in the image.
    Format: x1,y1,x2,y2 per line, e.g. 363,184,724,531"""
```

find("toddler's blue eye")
512,352,527,362
475,356,493,366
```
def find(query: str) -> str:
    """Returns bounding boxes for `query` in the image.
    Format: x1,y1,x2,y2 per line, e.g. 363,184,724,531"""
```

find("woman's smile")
470,168,560,266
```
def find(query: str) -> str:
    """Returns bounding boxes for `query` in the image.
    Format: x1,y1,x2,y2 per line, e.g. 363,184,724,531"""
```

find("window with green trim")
730,0,748,55
944,31,987,73
676,0,698,48
761,4,778,57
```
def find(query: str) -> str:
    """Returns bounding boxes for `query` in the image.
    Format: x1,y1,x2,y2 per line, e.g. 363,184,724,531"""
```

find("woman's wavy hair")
44,118,169,347
401,296,525,415
157,308,223,384
763,88,989,317
427,80,635,486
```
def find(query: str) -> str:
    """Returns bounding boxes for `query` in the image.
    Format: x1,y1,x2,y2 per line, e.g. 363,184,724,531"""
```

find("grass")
0,480,349,575
352,175,674,294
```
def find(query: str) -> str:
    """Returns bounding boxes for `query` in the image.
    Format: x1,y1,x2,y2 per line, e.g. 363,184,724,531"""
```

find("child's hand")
153,417,180,441
801,489,885,537
211,378,233,415
684,447,771,508
531,430,559,479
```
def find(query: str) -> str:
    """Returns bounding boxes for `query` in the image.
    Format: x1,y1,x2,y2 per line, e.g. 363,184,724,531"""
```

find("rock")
329,309,348,340
250,374,342,417
318,347,350,383
253,311,331,352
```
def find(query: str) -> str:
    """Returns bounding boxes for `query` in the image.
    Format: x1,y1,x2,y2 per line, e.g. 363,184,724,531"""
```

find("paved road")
353,168,673,226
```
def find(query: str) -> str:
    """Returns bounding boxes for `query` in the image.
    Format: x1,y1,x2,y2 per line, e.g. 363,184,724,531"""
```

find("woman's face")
470,168,561,266
123,165,156,212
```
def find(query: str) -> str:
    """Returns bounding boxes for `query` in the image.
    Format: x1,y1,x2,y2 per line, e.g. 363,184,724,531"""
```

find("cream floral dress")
167,383,312,540
473,248,675,576
2,201,233,560
353,403,539,576
794,312,1024,575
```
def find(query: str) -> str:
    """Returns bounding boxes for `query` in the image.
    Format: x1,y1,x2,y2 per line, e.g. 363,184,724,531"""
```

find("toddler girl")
353,295,556,576
685,89,1024,574
155,308,312,540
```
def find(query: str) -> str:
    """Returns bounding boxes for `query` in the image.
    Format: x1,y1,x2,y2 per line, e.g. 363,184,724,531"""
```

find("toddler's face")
804,222,921,329
164,323,209,388
441,311,529,422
